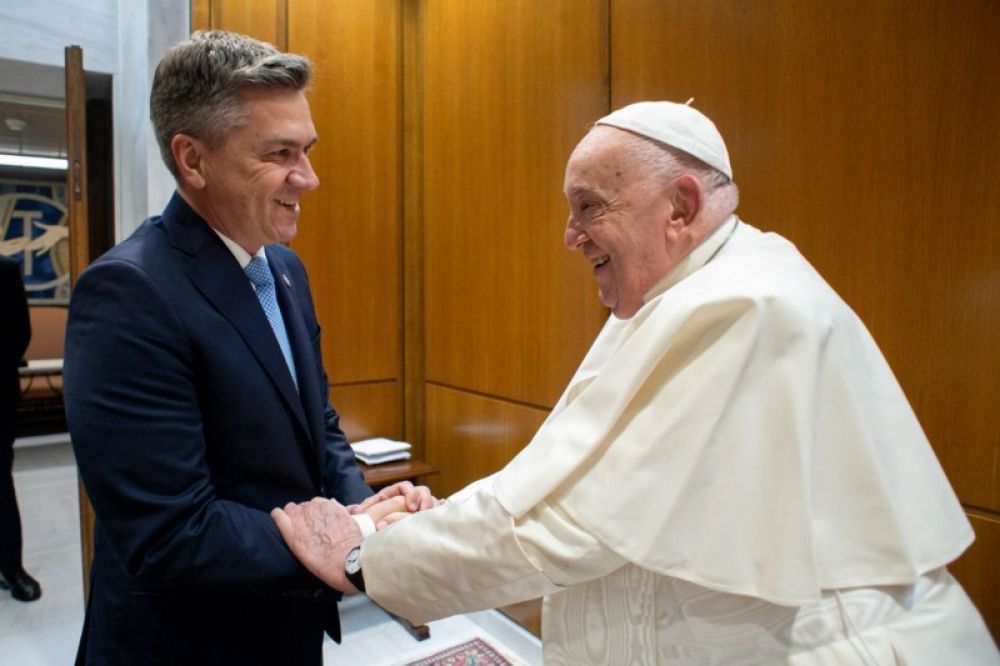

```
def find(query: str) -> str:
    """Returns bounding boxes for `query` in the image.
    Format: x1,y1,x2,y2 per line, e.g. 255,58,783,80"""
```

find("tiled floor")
0,444,83,665
0,442,541,665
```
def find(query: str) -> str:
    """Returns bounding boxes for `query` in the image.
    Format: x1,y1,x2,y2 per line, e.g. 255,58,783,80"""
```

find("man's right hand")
353,480,443,514
363,495,408,529
271,499,363,593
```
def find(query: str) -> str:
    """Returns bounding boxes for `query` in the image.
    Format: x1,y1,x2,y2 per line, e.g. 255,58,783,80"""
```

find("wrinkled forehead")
570,125,627,160
564,126,636,193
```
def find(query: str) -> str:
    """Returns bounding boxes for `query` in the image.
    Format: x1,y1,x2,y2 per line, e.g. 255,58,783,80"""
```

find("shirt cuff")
352,513,376,538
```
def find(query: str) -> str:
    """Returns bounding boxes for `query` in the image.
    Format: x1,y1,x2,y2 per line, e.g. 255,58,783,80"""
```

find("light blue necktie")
244,256,298,390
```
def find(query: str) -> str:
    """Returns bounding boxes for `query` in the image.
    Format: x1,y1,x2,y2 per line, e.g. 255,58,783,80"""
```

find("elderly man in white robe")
273,102,999,664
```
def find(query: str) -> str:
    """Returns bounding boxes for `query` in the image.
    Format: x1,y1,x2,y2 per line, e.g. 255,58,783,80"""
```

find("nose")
290,154,320,190
564,219,588,251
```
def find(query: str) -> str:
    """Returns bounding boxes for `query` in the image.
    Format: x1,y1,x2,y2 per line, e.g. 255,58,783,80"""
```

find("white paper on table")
354,451,412,465
351,438,412,465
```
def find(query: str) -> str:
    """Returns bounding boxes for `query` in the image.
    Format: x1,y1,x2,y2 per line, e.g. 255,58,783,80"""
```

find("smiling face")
177,88,320,254
563,127,687,318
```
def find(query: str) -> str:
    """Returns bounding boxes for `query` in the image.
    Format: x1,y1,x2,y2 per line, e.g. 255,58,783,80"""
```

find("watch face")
345,547,362,574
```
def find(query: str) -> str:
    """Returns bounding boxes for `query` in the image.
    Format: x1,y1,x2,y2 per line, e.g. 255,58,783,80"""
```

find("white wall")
0,0,187,242
0,0,118,74
145,1,186,218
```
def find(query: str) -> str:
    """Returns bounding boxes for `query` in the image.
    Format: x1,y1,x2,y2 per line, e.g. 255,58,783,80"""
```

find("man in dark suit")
0,254,41,602
64,31,433,665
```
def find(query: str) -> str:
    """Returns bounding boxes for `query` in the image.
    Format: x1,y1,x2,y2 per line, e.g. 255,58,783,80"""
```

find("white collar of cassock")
642,214,739,304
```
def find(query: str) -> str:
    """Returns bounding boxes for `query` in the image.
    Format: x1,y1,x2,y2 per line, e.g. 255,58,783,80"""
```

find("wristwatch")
344,546,365,592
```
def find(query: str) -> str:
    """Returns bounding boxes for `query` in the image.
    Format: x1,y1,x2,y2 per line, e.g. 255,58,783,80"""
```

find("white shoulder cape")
495,223,972,605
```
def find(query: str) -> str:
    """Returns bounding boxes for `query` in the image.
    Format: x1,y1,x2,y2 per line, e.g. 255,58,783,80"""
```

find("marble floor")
1,441,83,665
1,441,541,665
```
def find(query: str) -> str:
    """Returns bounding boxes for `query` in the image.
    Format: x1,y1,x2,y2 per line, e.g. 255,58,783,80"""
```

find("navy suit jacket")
64,193,371,665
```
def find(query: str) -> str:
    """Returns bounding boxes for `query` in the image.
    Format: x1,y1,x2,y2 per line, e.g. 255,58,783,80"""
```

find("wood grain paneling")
66,44,95,600
402,0,426,452
329,381,401,443
190,0,211,33
611,0,1000,510
423,0,609,409
425,383,548,498
949,512,1000,642
65,47,90,289
500,598,542,638
288,0,402,385
195,0,285,47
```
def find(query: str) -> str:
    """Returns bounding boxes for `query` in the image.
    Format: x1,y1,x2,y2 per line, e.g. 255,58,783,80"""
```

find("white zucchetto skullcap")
596,101,733,180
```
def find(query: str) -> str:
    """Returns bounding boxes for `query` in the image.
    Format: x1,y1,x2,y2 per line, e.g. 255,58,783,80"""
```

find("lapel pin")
282,274,291,287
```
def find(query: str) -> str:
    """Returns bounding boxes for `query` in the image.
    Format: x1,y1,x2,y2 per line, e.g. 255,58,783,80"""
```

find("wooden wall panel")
288,0,402,385
425,383,548,498
500,598,542,638
949,513,1000,639
190,0,211,32
612,0,1000,639
422,0,609,409
194,0,285,47
328,381,402,442
401,0,426,452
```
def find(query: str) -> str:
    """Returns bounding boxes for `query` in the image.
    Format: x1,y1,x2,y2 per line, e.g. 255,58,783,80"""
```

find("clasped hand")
271,481,443,593
351,480,443,528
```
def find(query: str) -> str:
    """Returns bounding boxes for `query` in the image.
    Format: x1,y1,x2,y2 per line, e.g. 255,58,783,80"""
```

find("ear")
668,174,703,227
171,134,208,190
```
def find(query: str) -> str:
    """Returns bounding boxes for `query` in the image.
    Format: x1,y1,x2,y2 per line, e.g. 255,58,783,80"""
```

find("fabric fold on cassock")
495,221,973,606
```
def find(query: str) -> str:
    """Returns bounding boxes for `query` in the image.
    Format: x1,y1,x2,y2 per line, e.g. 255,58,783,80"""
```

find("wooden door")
65,45,95,597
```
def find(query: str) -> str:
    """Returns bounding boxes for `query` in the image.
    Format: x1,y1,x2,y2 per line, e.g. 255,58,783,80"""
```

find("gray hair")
150,30,313,179
622,131,740,214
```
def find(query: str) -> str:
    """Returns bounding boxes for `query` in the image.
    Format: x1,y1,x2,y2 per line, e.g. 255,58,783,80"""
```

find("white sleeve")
515,498,625,587
361,476,624,624
351,513,376,538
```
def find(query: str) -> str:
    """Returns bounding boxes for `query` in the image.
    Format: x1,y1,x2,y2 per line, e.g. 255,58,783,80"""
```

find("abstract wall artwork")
0,179,70,304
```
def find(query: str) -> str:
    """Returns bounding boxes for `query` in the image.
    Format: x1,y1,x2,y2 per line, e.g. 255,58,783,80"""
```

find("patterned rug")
405,636,515,666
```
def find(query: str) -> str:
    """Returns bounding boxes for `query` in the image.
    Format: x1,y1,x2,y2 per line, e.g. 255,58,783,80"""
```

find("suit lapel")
162,195,312,443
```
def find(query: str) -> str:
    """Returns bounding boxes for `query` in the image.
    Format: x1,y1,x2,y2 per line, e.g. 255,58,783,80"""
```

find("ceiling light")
4,117,28,131
0,154,68,169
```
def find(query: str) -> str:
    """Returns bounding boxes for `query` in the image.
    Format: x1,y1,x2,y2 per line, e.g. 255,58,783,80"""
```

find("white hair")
621,131,740,216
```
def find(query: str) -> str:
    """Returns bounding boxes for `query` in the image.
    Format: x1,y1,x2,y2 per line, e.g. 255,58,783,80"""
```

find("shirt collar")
211,228,267,269
643,214,739,303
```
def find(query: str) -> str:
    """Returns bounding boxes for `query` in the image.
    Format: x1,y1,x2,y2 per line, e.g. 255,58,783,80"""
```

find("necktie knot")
244,257,274,288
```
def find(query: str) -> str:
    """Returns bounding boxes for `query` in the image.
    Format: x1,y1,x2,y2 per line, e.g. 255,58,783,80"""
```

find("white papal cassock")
362,218,999,664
